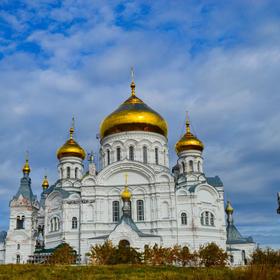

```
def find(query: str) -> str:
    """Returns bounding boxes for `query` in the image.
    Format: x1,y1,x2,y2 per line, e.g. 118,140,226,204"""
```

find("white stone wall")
227,243,256,266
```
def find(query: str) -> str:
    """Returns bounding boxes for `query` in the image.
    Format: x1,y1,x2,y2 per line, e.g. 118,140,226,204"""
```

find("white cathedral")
0,78,255,265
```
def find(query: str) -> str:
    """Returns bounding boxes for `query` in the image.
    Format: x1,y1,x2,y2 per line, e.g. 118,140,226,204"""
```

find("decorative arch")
96,161,156,186
81,176,97,187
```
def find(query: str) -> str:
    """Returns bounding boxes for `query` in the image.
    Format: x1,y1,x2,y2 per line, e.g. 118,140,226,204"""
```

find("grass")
0,264,279,280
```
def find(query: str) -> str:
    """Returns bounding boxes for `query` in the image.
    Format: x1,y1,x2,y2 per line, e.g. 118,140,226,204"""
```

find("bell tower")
5,157,39,263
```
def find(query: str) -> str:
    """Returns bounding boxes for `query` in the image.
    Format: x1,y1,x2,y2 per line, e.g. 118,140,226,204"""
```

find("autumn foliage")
250,247,280,266
88,241,228,267
47,243,77,264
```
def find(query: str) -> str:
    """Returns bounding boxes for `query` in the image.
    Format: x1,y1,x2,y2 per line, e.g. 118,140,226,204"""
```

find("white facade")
0,91,255,265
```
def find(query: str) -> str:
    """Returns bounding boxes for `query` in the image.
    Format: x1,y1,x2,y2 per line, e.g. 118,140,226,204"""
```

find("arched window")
112,201,120,222
155,147,159,165
181,212,187,225
200,211,215,226
16,254,20,264
143,146,148,164
17,244,20,250
137,200,144,221
60,168,63,178
67,167,71,178
107,150,110,165
129,146,134,161
182,162,185,173
50,217,60,232
163,149,166,165
75,167,78,179
72,217,78,229
16,215,24,229
198,161,201,172
116,147,121,161
189,160,194,172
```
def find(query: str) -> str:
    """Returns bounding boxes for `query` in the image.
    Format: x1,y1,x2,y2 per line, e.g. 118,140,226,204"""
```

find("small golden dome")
225,201,234,215
121,186,132,201
42,175,49,190
57,125,86,160
175,116,204,154
22,159,31,174
99,80,168,139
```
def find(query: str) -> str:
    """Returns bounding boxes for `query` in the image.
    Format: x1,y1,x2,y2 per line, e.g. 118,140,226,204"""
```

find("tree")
87,240,116,265
198,243,228,267
175,246,193,267
251,247,280,266
48,243,77,264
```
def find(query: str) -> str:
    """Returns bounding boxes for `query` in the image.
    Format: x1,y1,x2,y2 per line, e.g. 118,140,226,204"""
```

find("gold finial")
42,175,49,190
70,116,75,139
186,112,191,134
130,67,136,96
89,151,94,163
121,173,131,200
22,151,31,174
225,200,234,215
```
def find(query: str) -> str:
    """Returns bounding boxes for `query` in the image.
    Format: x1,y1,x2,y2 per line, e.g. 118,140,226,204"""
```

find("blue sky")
0,0,280,247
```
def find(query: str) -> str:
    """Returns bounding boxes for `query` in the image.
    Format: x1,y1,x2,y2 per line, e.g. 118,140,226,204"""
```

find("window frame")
72,217,78,229
112,201,120,222
181,212,187,225
129,146,134,161
137,200,144,221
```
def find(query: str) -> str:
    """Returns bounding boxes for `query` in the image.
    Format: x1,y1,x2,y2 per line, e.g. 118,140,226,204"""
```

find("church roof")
117,214,159,238
227,224,254,244
206,176,223,187
13,176,37,203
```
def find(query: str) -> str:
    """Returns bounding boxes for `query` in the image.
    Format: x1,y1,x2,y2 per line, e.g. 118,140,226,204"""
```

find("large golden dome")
100,81,168,139
57,126,86,160
175,116,204,154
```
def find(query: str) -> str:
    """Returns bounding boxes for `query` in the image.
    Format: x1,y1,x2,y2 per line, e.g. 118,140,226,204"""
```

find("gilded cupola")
42,175,49,190
99,73,168,139
175,115,204,154
121,174,132,201
225,200,234,215
22,158,31,175
56,120,86,160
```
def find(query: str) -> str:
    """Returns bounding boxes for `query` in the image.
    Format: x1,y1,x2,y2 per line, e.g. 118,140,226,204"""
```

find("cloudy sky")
0,0,280,247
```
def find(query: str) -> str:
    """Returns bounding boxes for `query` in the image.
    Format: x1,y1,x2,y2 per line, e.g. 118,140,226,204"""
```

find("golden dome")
57,125,86,160
100,80,168,139
121,186,132,201
22,159,31,174
175,116,204,154
42,175,49,190
225,201,234,215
